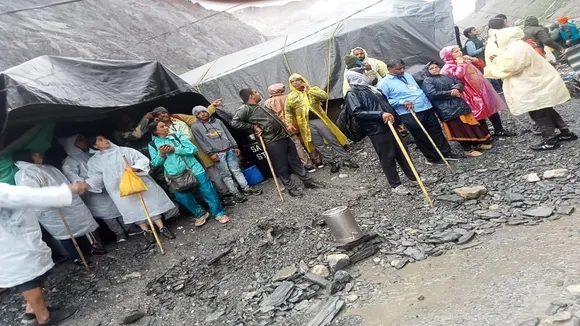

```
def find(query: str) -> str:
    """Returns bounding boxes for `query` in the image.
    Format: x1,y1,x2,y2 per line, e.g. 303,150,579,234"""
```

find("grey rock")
205,309,226,323
505,192,525,203
327,254,350,272
403,246,427,261
557,206,575,215
306,296,345,326
477,211,503,220
523,207,554,218
453,186,487,199
572,316,580,326
437,194,465,204
457,231,476,245
328,270,352,294
517,318,539,326
260,281,295,311
546,303,564,316
395,258,410,269
295,300,310,311
543,169,569,179
507,218,527,226
350,244,379,264
426,230,461,244
310,265,330,278
550,311,572,322
120,310,145,324
303,272,330,288
272,265,298,282
526,173,541,182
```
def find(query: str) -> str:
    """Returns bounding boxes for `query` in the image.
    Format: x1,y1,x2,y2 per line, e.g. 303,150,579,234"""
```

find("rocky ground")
1,97,580,326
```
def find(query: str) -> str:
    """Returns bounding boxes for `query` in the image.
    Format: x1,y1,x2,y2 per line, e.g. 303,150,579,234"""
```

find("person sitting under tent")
264,83,320,172
232,88,325,198
191,106,262,203
148,121,231,226
342,47,388,96
86,136,177,249
152,104,236,207
377,58,461,165
557,16,580,47
0,182,87,326
13,150,106,265
59,134,137,243
286,73,358,174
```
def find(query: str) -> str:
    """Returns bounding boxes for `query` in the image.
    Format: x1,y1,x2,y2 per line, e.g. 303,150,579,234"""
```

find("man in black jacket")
343,67,416,195
232,88,324,198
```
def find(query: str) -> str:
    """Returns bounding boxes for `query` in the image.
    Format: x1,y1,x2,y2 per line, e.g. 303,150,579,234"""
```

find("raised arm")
0,183,72,209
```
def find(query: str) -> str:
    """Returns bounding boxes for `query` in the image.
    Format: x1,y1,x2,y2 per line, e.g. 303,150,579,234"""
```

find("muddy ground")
1,98,580,326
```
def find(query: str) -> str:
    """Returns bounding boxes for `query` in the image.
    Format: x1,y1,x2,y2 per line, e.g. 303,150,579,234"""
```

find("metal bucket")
322,206,363,244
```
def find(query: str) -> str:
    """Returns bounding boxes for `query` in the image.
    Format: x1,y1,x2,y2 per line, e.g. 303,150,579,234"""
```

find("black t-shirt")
308,109,319,120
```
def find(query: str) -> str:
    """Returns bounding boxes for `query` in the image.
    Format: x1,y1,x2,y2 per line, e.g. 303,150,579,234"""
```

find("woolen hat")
344,55,359,69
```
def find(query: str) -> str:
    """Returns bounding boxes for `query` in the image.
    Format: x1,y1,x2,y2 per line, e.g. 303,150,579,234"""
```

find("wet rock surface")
1,104,580,325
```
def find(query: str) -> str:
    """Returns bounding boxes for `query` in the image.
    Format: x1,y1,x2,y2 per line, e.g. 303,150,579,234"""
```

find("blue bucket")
242,165,265,186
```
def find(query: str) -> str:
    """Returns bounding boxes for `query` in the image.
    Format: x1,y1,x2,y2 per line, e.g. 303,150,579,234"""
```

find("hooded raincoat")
0,183,72,288
59,135,121,219
86,144,175,224
421,63,471,122
285,73,348,152
264,84,296,130
14,162,98,240
342,47,388,95
440,46,506,120
484,27,571,116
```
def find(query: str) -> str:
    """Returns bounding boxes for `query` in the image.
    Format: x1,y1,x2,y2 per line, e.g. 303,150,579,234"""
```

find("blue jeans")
215,149,249,195
173,172,225,218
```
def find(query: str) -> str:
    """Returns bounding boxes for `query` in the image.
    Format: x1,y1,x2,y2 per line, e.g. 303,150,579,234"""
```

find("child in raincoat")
484,27,577,151
13,150,105,265
59,134,129,243
86,136,177,249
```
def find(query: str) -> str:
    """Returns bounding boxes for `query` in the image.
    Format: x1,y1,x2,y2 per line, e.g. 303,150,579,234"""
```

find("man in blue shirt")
377,58,458,165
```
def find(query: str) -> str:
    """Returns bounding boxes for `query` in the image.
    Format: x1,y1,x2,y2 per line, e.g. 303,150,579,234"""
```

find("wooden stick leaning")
409,110,453,171
122,156,165,255
387,122,434,208
258,135,284,202
40,177,90,272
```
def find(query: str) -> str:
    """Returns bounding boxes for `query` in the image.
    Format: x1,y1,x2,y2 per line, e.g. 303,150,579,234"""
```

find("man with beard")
342,47,388,96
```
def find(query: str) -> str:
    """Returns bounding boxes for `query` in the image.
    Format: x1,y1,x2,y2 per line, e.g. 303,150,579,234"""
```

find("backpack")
337,102,365,142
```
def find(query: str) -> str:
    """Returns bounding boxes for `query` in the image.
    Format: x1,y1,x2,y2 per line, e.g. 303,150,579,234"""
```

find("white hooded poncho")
14,162,98,240
59,135,121,219
0,183,73,288
86,144,175,224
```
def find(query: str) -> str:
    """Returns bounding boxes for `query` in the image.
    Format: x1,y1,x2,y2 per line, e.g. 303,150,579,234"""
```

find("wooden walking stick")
387,122,434,208
409,110,453,171
258,135,284,202
40,177,90,272
121,156,165,255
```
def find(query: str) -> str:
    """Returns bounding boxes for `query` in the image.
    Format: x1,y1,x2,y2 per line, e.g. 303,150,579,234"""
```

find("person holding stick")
0,182,87,325
343,69,417,195
377,58,461,165
232,88,325,198
13,151,106,266
86,136,177,249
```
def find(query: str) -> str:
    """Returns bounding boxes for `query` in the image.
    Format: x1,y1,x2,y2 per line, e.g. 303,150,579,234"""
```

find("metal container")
322,206,363,244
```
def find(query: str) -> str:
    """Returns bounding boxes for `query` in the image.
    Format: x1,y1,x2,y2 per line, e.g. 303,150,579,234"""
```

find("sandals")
215,215,231,224
476,143,493,150
464,150,483,157
194,213,209,227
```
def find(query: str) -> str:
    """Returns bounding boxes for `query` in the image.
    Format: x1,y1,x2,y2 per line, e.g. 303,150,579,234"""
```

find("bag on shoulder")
337,103,365,142
149,138,198,192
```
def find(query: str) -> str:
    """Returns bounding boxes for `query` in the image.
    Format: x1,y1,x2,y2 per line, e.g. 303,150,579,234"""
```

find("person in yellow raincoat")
285,73,358,174
484,26,577,151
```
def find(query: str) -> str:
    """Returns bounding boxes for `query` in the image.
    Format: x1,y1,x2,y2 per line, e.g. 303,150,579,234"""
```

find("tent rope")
325,22,342,113
195,59,218,93
282,34,292,75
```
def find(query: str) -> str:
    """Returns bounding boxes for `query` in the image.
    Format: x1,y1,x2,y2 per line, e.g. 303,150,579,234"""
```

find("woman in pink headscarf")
440,46,514,137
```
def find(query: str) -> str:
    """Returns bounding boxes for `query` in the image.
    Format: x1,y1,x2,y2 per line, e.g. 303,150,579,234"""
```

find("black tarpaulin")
0,56,206,129
179,0,456,112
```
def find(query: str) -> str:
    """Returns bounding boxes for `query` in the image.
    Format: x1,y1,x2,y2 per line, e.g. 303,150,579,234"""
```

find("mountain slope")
0,0,266,73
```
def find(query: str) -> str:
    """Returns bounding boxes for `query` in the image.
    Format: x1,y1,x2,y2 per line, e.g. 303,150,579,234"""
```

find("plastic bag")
119,167,148,197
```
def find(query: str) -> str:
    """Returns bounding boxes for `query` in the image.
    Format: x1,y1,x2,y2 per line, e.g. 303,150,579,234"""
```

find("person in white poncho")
86,135,177,248
59,134,132,243
0,182,86,325
13,150,106,265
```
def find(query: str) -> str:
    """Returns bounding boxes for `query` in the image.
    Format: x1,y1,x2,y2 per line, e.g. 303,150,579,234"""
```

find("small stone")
328,270,351,294
390,259,401,267
567,284,580,295
557,206,575,215
373,257,381,264
122,272,142,280
395,258,410,269
453,186,487,199
310,265,330,278
120,310,145,324
418,295,425,301
572,316,580,326
299,261,309,273
478,211,502,220
457,231,475,245
550,311,572,322
205,309,226,323
339,173,348,178
327,254,350,272
344,294,358,303
517,317,539,326
489,204,500,210
403,246,427,261
546,303,563,316
523,207,554,218
426,230,461,244
526,173,541,183
437,194,465,204
401,240,415,247
272,265,298,282
295,300,310,311
543,169,569,179
505,192,525,203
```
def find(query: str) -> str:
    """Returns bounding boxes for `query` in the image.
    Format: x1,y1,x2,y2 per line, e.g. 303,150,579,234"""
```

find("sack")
337,104,365,142
166,168,198,192
119,167,148,197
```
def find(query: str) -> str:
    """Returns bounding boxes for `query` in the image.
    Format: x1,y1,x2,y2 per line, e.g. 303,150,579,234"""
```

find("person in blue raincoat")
148,121,231,227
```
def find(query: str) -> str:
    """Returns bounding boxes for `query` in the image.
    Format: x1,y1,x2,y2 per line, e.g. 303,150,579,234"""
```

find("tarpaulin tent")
0,56,209,184
179,0,456,112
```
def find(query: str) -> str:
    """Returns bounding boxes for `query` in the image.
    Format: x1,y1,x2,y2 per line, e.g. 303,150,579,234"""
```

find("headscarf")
267,83,285,97
558,16,569,25
345,70,371,87
422,61,440,77
439,46,457,65
263,83,288,123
